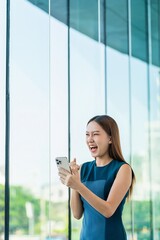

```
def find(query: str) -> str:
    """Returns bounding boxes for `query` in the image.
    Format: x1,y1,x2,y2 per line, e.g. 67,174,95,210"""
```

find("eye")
86,133,89,136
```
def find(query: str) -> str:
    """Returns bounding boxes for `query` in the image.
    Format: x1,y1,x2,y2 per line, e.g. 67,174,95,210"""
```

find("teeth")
90,146,96,149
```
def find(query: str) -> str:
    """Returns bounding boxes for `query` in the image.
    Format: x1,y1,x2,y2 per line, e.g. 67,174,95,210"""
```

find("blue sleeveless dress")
80,159,128,240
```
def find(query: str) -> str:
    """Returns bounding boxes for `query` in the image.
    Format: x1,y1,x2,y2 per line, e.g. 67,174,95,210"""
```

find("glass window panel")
107,47,130,158
70,0,99,41
106,0,128,54
50,14,69,239
51,0,68,25
131,58,151,239
27,0,49,15
70,34,105,238
131,0,148,63
70,2,106,237
0,1,6,238
151,0,160,67
70,29,105,162
106,47,132,238
10,1,50,239
150,65,160,239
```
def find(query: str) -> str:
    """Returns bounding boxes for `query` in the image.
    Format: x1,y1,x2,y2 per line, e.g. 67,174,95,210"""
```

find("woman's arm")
69,159,83,219
78,164,132,218
70,189,83,219
59,164,132,218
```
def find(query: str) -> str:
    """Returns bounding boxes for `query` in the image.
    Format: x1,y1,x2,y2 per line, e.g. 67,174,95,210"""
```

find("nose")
87,135,94,143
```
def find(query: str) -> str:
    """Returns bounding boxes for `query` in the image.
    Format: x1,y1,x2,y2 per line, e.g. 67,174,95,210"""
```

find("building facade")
0,0,160,239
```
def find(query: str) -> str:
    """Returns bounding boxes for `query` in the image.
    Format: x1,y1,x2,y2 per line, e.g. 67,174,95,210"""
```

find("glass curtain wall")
2,0,160,240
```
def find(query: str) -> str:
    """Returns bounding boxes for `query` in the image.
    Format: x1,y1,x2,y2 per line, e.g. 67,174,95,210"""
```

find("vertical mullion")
48,0,52,237
127,0,134,238
67,0,71,239
104,0,107,114
147,0,154,239
5,0,10,240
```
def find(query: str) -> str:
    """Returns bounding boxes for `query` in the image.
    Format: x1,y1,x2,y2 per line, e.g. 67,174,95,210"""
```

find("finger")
60,174,70,186
69,158,76,167
59,171,70,179
59,167,70,174
59,173,67,182
60,177,65,185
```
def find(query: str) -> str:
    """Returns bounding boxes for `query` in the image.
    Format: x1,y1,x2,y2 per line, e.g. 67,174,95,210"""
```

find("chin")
91,153,98,158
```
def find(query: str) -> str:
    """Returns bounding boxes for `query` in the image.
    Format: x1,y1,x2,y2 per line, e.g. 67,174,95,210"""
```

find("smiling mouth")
90,146,98,152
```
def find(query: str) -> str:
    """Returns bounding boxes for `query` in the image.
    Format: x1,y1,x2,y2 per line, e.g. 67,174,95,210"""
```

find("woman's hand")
69,158,80,175
58,159,81,191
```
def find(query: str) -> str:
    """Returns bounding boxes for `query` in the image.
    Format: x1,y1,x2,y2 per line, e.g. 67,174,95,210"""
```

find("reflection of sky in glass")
150,66,160,120
9,1,106,189
0,0,6,184
70,28,106,164
50,18,68,177
131,58,148,155
10,0,50,190
107,47,130,158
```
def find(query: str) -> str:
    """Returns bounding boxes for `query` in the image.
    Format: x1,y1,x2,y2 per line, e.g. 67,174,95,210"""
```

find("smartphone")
55,157,71,173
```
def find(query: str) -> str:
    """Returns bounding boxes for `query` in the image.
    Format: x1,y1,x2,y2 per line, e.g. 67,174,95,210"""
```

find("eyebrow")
86,130,100,133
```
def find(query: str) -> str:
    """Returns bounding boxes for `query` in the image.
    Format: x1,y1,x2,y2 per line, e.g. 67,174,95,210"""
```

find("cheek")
100,140,109,149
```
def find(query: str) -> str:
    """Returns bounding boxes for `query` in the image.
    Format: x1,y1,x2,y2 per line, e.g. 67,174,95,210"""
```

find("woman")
59,115,135,240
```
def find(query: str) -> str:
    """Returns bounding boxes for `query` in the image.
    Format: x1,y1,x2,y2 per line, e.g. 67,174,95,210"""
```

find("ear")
109,138,112,144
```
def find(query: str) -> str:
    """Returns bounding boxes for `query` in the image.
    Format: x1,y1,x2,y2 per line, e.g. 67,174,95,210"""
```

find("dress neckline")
94,159,114,168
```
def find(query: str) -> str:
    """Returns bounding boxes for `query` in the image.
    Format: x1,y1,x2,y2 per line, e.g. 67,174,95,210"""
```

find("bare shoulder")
116,163,132,183
120,163,132,171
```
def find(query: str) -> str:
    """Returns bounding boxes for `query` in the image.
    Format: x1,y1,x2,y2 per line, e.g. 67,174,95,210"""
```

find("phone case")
55,157,71,172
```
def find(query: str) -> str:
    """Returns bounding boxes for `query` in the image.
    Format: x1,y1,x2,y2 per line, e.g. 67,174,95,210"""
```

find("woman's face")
86,121,111,159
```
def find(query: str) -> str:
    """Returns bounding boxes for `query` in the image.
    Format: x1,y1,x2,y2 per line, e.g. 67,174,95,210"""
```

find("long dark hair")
87,115,136,199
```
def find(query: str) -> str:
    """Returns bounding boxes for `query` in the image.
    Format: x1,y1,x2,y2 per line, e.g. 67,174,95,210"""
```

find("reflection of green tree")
10,186,40,234
1,183,159,238
123,200,160,240
0,184,4,234
0,184,68,235
49,201,68,236
124,200,151,229
134,201,150,230
0,184,41,234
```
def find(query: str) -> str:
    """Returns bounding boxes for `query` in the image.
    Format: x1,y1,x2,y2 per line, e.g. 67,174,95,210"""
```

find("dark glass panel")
131,0,148,62
151,0,160,66
106,0,129,53
70,0,98,41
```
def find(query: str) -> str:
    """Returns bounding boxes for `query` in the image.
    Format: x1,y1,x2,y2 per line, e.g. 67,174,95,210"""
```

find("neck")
96,157,113,166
